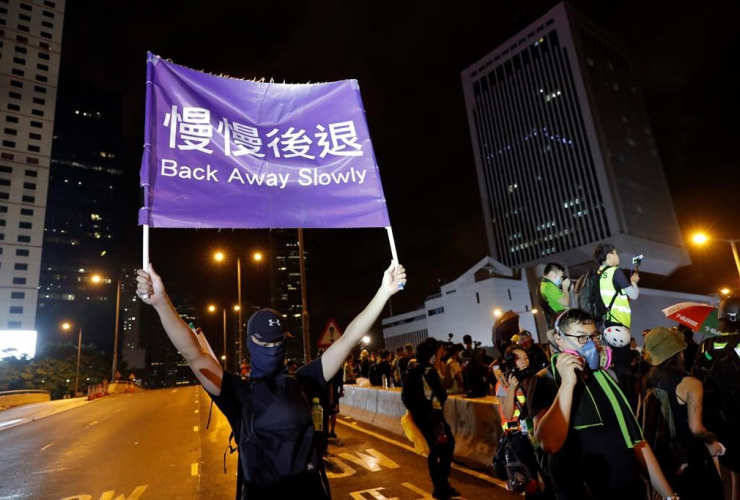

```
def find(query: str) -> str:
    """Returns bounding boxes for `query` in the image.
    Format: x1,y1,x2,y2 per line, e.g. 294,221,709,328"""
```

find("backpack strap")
598,266,621,321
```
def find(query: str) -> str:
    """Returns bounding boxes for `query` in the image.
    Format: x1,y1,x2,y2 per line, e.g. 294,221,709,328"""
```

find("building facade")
0,0,65,343
461,2,688,276
269,229,308,362
35,82,126,348
382,256,538,353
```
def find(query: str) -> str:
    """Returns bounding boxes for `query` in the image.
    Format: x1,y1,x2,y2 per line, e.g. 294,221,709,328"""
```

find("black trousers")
414,410,456,490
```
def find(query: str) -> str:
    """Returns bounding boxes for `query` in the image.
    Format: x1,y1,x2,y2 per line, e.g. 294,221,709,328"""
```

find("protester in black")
402,338,459,500
513,330,549,372
643,327,724,499
136,263,406,500
528,308,676,500
693,295,740,500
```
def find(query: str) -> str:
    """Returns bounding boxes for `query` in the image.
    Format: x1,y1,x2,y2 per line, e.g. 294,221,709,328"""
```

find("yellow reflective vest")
599,266,631,328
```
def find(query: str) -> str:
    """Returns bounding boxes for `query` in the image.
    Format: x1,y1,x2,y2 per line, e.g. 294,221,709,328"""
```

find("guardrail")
0,389,51,409
341,384,503,467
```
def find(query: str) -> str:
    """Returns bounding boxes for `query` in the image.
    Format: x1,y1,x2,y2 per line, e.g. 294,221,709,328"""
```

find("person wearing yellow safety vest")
692,296,740,500
593,243,640,330
593,244,641,408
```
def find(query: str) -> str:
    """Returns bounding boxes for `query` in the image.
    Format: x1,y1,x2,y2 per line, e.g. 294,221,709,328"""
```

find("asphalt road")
0,386,514,500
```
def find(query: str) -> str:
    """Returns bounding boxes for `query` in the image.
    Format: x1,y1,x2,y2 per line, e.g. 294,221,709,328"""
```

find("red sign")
318,318,343,348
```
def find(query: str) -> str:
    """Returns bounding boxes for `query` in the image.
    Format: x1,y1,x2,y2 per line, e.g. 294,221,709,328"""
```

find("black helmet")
718,296,740,322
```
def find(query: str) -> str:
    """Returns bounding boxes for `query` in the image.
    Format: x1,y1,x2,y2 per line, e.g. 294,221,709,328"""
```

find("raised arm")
137,266,225,395
533,354,579,454
321,262,406,382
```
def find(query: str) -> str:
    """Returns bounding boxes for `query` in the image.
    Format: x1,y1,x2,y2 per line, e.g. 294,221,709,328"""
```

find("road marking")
172,389,178,393
193,425,199,432
336,419,506,488
194,409,199,414
0,419,22,429
191,463,199,476
32,467,68,475
350,487,398,500
401,482,433,498
87,421,98,427
39,442,55,452
324,456,357,479
97,485,148,500
339,449,399,472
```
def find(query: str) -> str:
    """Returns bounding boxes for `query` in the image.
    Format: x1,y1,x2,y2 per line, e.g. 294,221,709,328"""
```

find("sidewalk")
0,397,91,432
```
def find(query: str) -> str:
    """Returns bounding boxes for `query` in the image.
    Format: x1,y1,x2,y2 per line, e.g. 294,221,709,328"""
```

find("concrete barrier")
0,390,51,410
339,385,502,466
107,381,144,394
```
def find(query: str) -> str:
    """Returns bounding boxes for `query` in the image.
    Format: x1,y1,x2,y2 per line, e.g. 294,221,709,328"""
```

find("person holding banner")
136,262,406,499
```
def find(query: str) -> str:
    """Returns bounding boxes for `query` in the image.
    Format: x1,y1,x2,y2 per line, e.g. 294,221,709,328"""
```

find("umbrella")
662,302,720,337
492,310,520,352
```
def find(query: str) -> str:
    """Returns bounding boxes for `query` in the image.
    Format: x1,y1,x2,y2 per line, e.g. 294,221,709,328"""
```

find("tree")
0,342,111,399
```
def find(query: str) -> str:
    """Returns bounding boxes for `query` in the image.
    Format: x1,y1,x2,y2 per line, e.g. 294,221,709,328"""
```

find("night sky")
60,1,739,346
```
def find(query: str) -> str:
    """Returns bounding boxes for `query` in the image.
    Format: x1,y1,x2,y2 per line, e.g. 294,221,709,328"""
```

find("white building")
382,257,538,352
0,0,65,341
461,2,688,276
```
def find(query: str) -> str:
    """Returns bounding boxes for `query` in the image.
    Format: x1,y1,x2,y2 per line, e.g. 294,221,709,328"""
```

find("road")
0,386,515,500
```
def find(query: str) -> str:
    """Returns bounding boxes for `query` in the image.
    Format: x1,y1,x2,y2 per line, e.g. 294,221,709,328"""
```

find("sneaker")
432,488,451,500
328,431,337,439
444,486,462,498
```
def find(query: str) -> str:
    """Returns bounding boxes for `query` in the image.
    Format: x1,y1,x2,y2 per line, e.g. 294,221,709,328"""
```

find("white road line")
39,443,55,452
0,419,22,429
88,421,98,427
194,409,199,414
172,389,178,393
191,463,199,476
336,419,506,489
32,467,68,475
193,426,199,432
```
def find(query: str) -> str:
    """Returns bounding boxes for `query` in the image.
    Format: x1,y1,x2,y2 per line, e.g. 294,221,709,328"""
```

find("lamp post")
61,322,82,397
208,304,238,369
213,250,263,368
692,233,740,280
111,277,122,381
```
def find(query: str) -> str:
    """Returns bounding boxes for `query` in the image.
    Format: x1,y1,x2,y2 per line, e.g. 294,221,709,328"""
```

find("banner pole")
298,228,311,363
385,226,404,289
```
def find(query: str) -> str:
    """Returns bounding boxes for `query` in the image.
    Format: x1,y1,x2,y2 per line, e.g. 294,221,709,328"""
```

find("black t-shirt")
528,368,644,500
208,359,326,438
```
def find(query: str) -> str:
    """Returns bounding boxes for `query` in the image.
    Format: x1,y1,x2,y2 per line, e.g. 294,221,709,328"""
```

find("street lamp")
61,322,82,397
721,288,731,295
691,232,740,280
493,308,503,318
208,304,238,369
213,250,264,366
362,335,371,346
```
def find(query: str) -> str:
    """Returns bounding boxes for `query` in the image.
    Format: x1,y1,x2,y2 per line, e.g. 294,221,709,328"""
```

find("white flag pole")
385,226,404,289
141,224,150,298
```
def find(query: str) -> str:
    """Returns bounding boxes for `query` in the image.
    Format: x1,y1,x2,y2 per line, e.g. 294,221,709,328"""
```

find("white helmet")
603,325,631,348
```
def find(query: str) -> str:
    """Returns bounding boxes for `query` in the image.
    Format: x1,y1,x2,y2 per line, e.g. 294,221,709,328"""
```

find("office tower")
461,2,688,275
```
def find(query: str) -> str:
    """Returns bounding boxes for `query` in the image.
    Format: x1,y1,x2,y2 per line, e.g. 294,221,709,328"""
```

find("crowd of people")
134,241,740,500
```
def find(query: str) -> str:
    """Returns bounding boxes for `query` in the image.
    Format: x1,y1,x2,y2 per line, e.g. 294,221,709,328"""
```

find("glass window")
12,277,26,285
15,249,29,256
11,291,25,299
9,306,23,313
14,263,27,270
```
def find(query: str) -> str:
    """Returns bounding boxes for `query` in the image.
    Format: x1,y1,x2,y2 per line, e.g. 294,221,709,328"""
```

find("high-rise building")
120,265,145,370
461,2,689,275
269,229,308,362
35,82,126,348
0,0,65,342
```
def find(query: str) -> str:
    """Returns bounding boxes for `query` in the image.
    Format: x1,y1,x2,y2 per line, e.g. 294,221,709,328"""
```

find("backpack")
574,268,618,324
230,373,321,494
492,430,540,494
402,363,432,414
701,335,740,432
640,386,688,480
368,363,381,386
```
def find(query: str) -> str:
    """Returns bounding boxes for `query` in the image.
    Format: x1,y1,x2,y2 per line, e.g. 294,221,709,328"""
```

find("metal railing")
0,389,50,397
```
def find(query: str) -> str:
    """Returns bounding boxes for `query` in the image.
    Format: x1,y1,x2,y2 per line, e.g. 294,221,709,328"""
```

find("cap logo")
268,319,281,327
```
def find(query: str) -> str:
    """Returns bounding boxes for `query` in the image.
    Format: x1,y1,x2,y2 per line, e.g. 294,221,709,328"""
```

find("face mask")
553,276,563,287
248,337,287,379
578,340,601,370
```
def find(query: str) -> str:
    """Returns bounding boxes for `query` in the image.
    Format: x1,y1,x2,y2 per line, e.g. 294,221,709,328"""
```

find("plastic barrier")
0,389,51,409
339,385,502,466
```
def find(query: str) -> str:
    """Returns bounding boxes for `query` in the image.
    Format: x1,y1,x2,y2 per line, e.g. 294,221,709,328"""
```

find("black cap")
247,309,287,343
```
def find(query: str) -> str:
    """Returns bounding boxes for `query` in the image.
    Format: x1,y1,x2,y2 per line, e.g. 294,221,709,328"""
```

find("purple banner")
139,53,390,229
